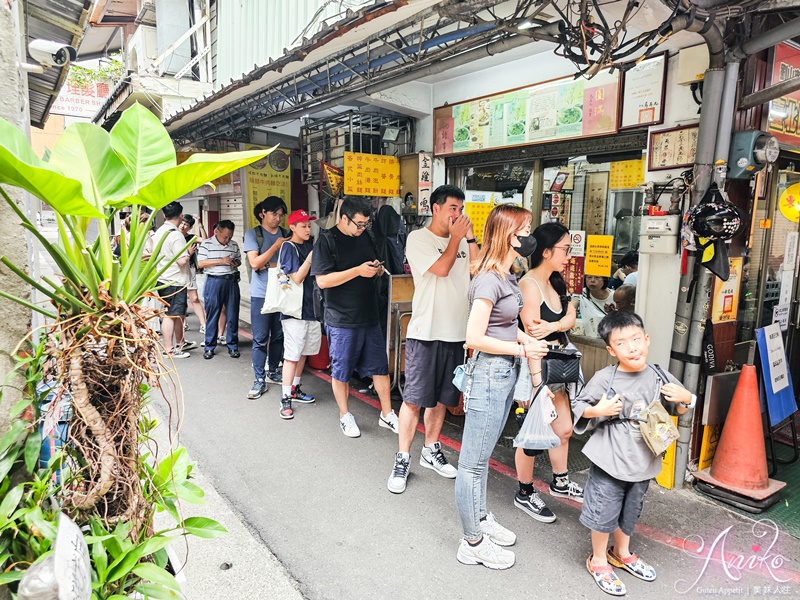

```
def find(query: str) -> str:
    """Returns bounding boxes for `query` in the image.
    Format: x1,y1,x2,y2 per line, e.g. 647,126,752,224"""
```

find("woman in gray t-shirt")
454,204,549,570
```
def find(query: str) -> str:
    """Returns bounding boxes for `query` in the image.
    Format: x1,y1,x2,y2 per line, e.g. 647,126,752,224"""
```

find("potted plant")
0,103,273,598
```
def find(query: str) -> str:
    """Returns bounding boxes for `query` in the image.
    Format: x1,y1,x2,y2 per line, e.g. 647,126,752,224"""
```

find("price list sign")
344,151,401,197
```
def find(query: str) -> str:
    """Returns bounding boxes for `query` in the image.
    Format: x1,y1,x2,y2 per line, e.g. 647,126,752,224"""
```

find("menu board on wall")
768,42,800,146
648,125,699,171
343,151,401,197
609,158,645,189
620,53,667,129
433,70,620,156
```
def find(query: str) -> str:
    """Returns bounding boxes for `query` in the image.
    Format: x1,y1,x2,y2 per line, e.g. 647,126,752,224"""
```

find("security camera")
28,40,77,67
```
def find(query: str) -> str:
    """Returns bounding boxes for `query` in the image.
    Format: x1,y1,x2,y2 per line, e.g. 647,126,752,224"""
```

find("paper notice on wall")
763,322,789,394
570,230,586,257
773,304,790,332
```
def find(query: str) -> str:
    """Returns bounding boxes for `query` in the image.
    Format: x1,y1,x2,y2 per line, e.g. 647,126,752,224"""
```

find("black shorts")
579,464,650,536
403,339,463,408
157,284,188,317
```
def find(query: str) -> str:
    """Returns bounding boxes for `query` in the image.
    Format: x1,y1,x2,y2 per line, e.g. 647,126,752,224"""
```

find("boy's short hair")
597,310,645,344
181,214,195,227
619,250,639,268
216,219,235,232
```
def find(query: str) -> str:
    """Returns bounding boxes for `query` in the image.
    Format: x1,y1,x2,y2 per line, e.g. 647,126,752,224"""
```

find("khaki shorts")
282,318,322,361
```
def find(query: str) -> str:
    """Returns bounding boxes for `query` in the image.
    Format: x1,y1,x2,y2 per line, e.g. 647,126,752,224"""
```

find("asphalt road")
156,320,800,600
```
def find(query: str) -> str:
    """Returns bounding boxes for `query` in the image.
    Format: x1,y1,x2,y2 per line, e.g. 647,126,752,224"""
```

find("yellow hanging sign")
779,182,800,223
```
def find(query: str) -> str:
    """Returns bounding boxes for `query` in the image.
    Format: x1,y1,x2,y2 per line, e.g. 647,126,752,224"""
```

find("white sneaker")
378,410,399,433
456,536,515,570
198,325,206,334
387,452,410,494
479,512,516,547
340,412,361,438
420,442,457,478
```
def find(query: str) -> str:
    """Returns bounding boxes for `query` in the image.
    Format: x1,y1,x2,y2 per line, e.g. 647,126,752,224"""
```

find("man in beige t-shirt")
387,185,479,494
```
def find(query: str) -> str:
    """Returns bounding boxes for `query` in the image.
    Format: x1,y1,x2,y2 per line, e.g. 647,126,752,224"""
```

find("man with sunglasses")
312,197,399,438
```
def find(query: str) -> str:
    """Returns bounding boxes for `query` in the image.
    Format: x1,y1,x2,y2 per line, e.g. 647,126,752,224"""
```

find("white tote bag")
260,242,303,319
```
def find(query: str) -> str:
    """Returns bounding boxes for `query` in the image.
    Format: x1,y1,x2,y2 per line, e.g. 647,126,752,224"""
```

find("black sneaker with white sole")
550,480,584,503
514,492,556,523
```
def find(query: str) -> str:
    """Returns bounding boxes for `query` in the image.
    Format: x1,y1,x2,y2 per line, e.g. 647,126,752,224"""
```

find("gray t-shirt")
572,364,683,482
468,271,522,342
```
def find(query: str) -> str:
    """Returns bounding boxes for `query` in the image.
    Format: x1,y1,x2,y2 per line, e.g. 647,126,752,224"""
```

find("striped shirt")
197,235,242,276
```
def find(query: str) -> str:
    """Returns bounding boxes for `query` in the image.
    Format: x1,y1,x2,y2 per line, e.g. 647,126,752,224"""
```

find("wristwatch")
681,394,697,409
466,237,478,244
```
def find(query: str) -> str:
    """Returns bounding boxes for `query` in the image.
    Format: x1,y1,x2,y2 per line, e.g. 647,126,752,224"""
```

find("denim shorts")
579,464,650,536
327,323,389,382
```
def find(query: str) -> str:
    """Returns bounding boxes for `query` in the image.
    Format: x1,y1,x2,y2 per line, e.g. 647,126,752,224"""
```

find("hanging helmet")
686,184,745,241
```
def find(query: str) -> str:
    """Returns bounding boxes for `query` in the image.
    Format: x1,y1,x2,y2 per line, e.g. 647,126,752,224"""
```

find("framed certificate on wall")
647,124,699,171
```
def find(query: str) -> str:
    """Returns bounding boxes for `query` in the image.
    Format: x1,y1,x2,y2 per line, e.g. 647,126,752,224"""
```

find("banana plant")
0,102,274,317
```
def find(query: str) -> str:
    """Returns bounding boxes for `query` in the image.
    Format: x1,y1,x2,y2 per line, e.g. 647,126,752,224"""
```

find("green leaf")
134,583,184,600
0,419,26,455
26,506,57,541
48,122,135,210
0,484,24,520
11,398,34,419
181,517,227,539
106,546,145,583
92,539,109,581
157,447,189,486
121,148,274,209
110,103,177,189
0,118,103,218
137,534,174,558
132,563,181,592
175,481,206,505
24,430,41,473
0,571,24,584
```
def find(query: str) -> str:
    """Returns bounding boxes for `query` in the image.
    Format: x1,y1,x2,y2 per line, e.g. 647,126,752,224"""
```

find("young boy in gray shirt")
572,311,696,596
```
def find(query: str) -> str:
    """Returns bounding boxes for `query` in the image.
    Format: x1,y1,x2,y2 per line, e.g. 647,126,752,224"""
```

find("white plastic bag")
513,385,561,451
260,243,303,319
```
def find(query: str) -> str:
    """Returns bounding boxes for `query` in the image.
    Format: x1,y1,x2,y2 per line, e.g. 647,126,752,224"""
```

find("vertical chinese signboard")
769,42,800,145
245,145,292,228
418,152,432,216
343,151,401,197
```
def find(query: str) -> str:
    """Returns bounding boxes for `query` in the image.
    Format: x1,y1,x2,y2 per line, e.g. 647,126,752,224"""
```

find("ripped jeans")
454,351,520,540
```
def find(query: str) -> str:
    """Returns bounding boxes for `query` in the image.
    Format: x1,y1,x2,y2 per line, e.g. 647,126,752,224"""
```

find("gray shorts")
579,464,650,536
403,339,462,408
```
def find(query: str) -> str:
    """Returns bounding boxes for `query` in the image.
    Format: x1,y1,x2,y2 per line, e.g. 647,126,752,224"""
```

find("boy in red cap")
276,209,322,420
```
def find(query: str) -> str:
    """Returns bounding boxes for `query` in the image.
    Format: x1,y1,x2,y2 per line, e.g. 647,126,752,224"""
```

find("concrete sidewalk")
150,405,304,600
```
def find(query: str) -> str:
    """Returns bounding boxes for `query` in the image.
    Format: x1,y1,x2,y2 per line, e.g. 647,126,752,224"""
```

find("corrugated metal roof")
24,0,92,128
215,0,373,87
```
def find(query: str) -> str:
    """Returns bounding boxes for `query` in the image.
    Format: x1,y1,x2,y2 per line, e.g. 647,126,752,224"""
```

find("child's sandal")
607,547,657,581
586,555,626,596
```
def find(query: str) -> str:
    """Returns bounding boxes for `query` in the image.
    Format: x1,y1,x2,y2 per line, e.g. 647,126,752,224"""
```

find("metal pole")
729,15,800,61
740,74,800,110
668,67,725,382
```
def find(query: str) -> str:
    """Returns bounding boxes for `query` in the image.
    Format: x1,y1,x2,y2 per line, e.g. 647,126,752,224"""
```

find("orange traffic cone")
694,364,786,501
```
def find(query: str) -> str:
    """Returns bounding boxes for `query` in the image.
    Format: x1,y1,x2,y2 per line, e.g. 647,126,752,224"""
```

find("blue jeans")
203,276,240,351
455,352,520,540
250,297,284,379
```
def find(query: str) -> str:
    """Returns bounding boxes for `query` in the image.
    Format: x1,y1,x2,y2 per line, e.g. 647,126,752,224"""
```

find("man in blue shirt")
243,196,288,399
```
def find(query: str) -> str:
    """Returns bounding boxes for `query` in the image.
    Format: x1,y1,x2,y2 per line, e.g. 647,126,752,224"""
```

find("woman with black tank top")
513,222,582,523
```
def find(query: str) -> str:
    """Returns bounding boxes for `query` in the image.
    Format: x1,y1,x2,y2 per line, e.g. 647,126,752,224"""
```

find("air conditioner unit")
126,25,159,74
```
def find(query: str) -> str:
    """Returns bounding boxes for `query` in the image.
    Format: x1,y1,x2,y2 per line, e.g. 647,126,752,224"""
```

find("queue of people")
147,188,695,596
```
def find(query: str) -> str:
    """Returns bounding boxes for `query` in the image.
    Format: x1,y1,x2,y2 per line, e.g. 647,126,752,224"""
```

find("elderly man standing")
153,201,192,359
387,185,478,494
198,220,242,359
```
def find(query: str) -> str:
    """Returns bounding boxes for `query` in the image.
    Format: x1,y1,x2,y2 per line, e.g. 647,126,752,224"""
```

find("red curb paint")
307,367,800,583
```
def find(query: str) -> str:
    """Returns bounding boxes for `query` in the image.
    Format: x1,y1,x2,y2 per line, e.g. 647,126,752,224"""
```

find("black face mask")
514,234,537,257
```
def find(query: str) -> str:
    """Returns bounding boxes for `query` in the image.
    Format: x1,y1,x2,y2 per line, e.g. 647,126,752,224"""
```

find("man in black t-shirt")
311,197,398,438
